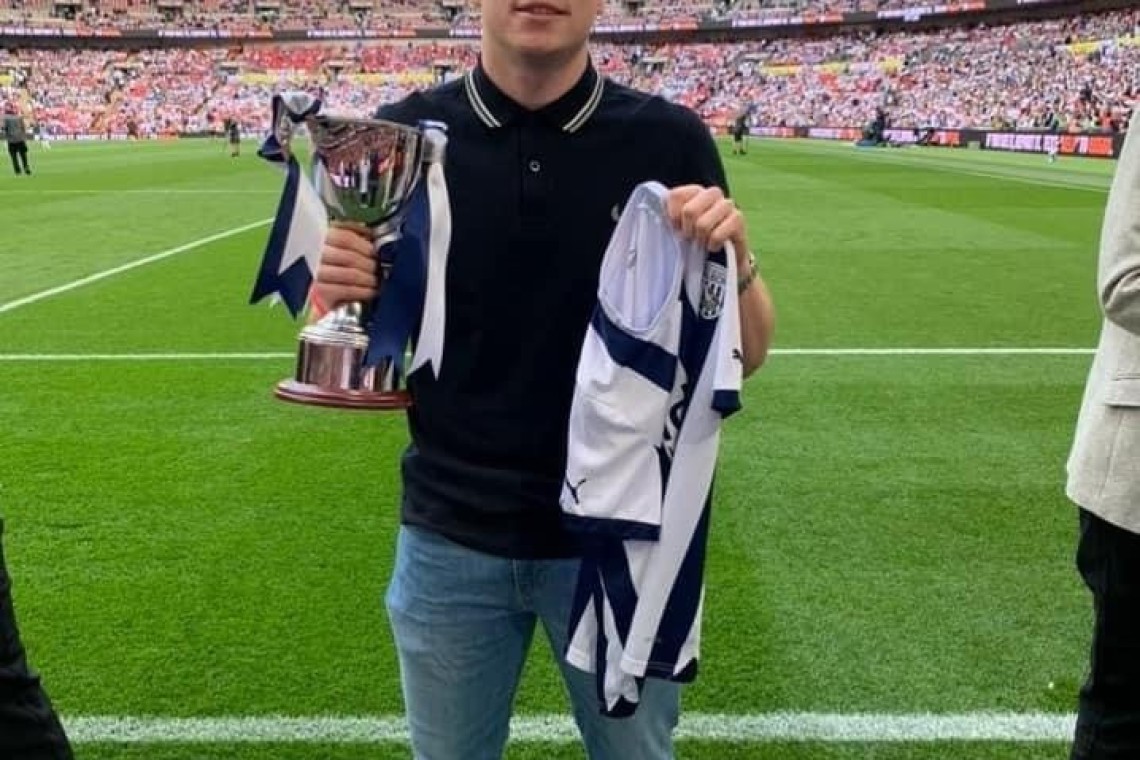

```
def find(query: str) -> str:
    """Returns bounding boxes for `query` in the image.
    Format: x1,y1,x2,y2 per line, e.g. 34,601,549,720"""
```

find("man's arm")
673,109,775,378
733,252,775,377
1099,126,1140,334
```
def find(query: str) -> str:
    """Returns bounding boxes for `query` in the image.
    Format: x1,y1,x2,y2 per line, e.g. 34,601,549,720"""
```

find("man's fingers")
315,225,380,310
325,226,375,259
319,261,379,289
707,212,743,253
691,202,732,251
679,187,724,241
665,185,703,227
320,244,378,276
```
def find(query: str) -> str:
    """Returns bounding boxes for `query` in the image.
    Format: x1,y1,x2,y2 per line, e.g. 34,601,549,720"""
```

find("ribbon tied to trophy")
249,90,451,410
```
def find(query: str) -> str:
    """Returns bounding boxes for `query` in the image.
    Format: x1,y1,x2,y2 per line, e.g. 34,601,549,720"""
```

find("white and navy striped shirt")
561,180,743,717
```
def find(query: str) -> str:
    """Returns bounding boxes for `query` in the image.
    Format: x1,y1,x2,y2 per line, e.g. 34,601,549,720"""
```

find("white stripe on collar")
464,72,502,129
562,72,604,133
463,69,606,132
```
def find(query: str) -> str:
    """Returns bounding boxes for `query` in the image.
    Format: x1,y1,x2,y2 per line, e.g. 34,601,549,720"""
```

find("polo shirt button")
528,159,541,173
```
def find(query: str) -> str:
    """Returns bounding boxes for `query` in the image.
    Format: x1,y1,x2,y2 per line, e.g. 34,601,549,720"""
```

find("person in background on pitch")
1064,117,1140,760
3,104,31,176
0,521,74,760
312,0,775,757
227,118,241,158
33,123,51,151
731,108,749,155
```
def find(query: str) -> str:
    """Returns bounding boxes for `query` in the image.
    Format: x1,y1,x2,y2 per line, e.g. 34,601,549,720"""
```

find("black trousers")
1072,508,1140,760
0,521,73,760
7,141,29,174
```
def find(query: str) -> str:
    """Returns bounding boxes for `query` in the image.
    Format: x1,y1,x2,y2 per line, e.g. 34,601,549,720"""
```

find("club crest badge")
699,260,727,319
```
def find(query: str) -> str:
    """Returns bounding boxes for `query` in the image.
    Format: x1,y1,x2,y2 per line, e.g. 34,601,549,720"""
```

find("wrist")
309,286,329,319
737,251,757,294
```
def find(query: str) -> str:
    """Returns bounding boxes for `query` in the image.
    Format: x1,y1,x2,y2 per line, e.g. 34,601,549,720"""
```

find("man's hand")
665,184,749,266
313,222,379,313
666,183,773,378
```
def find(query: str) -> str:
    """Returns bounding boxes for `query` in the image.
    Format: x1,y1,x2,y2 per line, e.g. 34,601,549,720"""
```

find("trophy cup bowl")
274,114,427,410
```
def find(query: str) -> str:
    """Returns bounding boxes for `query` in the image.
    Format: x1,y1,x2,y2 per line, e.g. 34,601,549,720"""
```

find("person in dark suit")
0,520,73,759
1065,122,1140,760
3,104,31,176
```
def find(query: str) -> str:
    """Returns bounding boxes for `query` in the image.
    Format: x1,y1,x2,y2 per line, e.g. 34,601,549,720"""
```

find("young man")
0,521,74,760
3,105,31,176
315,0,775,756
1065,119,1140,760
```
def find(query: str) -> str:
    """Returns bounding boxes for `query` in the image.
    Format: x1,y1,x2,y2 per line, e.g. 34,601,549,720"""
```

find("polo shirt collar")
464,58,605,133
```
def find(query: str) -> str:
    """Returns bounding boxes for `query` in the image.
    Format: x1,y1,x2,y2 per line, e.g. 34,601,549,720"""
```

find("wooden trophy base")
274,379,412,410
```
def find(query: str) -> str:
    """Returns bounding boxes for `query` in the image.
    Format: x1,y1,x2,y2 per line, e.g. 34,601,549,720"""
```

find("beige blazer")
1066,125,1140,534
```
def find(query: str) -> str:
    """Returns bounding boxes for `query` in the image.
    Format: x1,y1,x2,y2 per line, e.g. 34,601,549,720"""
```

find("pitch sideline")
0,348,1095,361
65,712,1076,744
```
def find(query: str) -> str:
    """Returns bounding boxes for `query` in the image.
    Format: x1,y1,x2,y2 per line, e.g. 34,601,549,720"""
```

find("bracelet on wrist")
737,252,757,294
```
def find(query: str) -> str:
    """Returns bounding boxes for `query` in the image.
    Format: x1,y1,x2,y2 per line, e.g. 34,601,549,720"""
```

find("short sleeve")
670,104,730,196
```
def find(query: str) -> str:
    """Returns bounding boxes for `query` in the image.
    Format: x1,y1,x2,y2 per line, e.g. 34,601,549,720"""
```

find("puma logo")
564,476,587,504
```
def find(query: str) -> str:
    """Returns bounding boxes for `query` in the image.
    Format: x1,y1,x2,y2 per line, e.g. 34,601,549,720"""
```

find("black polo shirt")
376,59,729,559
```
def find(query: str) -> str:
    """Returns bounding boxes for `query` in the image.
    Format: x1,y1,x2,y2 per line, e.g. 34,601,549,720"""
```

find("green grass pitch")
0,135,1116,758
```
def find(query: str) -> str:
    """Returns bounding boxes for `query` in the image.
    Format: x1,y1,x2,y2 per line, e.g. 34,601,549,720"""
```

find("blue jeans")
384,524,681,760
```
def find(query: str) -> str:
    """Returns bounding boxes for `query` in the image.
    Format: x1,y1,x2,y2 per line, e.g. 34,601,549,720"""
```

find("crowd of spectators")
1,8,1135,137
653,9,1139,131
0,0,1101,35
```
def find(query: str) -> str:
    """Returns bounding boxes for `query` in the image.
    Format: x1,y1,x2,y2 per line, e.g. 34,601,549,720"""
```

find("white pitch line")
0,353,295,361
772,347,1094,356
63,712,1076,744
0,219,273,316
0,348,1095,361
0,189,277,195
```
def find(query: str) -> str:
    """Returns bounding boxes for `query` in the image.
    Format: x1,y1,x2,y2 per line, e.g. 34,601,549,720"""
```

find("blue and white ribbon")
363,121,451,379
249,91,327,317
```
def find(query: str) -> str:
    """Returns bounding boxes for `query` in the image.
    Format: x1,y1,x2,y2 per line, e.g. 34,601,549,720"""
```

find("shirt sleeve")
670,104,731,196
373,97,419,126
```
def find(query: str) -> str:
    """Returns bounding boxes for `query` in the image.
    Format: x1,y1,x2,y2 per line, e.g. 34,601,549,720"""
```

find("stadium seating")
1,7,1135,137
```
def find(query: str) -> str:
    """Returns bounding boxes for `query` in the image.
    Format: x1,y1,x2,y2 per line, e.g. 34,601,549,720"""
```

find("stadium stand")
0,2,1134,146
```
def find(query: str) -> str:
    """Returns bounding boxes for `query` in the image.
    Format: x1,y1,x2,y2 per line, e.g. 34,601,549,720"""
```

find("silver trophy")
272,111,438,410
